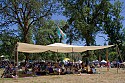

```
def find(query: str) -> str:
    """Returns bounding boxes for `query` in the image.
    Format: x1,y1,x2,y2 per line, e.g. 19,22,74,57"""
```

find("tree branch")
27,4,53,32
12,2,24,30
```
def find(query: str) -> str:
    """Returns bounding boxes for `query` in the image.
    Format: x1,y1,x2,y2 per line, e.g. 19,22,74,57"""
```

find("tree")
102,0,124,61
0,0,62,63
109,52,117,61
61,0,110,46
0,28,18,59
64,24,80,45
34,20,67,45
60,0,112,59
0,0,58,43
103,0,124,45
31,20,67,61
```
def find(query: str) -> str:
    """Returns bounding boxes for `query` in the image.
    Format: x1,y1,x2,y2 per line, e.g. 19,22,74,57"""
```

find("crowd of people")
19,61,96,75
1,59,123,78
0,60,97,78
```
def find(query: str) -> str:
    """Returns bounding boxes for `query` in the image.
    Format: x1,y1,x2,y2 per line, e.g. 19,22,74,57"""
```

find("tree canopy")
0,0,59,43
0,0,125,62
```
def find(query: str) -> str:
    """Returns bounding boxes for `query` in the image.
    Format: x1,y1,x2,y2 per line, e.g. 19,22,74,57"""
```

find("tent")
15,42,115,76
17,42,114,53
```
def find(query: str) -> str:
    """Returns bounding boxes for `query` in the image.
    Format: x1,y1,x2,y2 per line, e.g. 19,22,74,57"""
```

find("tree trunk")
24,30,29,43
82,37,90,65
23,28,30,65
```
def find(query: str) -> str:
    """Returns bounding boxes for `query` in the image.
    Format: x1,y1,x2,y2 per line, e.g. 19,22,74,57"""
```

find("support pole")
57,49,58,62
116,45,123,62
106,49,109,71
72,47,74,73
72,47,73,62
106,49,108,61
116,44,119,74
15,43,18,78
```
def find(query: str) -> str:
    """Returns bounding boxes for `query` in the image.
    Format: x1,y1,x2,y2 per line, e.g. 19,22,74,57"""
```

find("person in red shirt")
107,60,110,71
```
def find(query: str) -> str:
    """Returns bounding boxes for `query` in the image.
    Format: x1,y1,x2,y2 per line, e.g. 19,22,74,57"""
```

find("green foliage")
0,0,62,61
29,52,66,62
88,51,98,61
102,0,124,61
103,0,124,45
0,0,59,43
0,0,125,62
0,28,18,60
61,0,113,46
109,52,117,61
18,53,25,61
34,20,67,45
30,20,67,60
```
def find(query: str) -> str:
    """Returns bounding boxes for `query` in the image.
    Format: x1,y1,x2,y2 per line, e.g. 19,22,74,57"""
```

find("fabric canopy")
47,43,114,53
17,42,74,53
17,42,49,53
83,45,114,51
17,42,114,53
47,43,87,52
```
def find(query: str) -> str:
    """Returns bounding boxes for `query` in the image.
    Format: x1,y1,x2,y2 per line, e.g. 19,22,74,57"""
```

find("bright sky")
52,0,125,46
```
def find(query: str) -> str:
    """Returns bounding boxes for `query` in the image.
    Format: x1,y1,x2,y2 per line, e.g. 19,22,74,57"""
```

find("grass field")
0,68,125,83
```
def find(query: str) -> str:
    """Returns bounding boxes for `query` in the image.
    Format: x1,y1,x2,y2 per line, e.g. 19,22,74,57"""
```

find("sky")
96,0,125,45
52,0,125,46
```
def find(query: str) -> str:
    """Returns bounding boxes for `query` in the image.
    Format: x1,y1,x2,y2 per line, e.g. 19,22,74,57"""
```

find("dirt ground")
0,68,125,83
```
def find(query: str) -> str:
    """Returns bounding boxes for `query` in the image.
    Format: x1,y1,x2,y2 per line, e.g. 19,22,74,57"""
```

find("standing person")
107,60,110,71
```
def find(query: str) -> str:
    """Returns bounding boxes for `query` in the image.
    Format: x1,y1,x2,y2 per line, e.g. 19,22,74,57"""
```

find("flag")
57,27,66,39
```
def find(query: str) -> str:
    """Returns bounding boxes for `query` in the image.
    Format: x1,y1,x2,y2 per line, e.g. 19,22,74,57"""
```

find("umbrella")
64,58,70,61
0,55,5,58
101,60,107,63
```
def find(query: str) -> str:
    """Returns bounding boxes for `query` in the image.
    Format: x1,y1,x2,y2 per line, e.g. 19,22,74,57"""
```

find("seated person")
1,64,15,78
88,64,96,74
46,64,54,74
48,67,54,74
